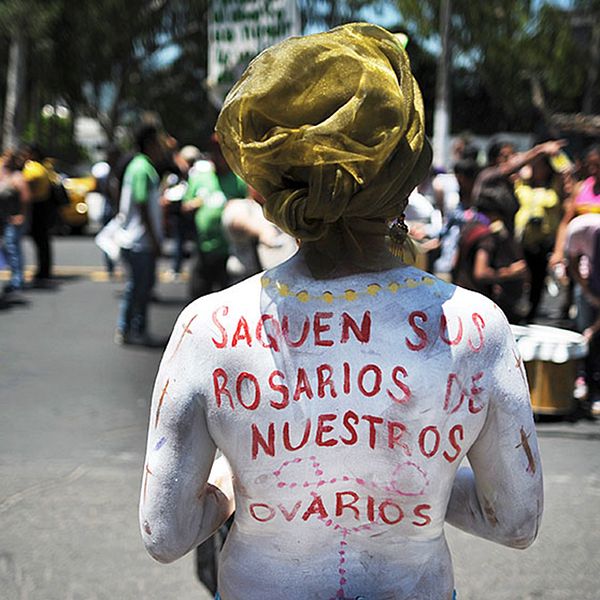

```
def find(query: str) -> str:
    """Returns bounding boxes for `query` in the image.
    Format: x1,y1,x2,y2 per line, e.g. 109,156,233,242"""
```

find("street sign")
207,0,301,108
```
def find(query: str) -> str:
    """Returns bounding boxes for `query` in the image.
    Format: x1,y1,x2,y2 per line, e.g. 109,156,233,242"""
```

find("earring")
388,214,409,257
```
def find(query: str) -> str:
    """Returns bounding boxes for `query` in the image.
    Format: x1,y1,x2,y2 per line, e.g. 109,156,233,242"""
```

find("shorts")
216,592,456,599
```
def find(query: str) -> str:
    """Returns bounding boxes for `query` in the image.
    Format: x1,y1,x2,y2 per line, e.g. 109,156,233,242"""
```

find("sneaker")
113,330,127,345
115,330,165,348
591,400,600,418
2,285,27,303
164,269,181,283
574,376,588,401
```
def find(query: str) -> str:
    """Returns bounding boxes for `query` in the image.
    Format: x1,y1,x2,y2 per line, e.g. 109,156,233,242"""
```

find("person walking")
21,144,53,284
114,124,164,346
514,155,563,321
453,187,530,323
0,149,30,300
182,158,230,299
549,146,600,409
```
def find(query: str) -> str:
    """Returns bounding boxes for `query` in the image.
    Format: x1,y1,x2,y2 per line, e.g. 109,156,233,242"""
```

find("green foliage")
0,0,61,37
299,0,382,29
395,0,595,132
1,0,594,149
23,115,88,164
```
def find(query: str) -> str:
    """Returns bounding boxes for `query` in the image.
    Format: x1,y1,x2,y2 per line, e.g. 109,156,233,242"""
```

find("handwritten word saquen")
211,306,372,351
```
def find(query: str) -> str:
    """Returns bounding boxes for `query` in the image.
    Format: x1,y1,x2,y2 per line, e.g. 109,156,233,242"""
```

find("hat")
179,145,202,164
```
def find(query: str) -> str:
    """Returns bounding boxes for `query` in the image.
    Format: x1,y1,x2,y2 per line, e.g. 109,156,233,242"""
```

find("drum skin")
511,324,587,416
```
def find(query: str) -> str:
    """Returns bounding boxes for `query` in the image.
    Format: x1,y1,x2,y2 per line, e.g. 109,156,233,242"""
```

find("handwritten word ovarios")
247,490,432,528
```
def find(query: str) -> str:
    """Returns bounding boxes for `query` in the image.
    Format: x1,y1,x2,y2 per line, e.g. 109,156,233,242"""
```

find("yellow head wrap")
216,22,432,277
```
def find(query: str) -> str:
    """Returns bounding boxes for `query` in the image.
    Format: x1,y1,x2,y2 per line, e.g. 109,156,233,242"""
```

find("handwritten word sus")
406,311,486,352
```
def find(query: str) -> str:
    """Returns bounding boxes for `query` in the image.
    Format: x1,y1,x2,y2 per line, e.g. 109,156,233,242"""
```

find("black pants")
189,251,229,299
30,201,54,279
523,245,550,321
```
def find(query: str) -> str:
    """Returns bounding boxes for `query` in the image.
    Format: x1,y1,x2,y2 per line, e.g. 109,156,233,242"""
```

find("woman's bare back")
140,253,542,599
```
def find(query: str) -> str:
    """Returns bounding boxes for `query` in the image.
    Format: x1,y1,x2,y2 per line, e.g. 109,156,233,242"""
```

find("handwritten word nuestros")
250,415,464,461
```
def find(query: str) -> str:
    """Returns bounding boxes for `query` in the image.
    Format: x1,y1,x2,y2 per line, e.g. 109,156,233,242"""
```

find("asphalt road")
1,237,599,600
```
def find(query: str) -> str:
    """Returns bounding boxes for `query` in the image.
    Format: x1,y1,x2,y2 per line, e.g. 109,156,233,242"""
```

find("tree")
43,0,209,143
395,1,593,133
0,0,61,150
299,0,386,30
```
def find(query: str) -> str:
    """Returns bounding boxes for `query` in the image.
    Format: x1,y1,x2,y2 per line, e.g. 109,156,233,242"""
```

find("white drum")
510,324,588,415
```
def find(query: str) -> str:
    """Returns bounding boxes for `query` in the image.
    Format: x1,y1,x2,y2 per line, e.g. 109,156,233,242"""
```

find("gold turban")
216,22,432,276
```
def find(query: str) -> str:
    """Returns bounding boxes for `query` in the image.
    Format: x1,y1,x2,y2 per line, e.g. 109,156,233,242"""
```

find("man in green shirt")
115,124,164,345
182,159,231,298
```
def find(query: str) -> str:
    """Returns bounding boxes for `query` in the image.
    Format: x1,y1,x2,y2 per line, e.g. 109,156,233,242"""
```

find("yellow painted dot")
261,277,271,288
405,278,419,288
297,290,310,303
422,276,435,286
322,291,334,304
276,282,291,297
344,289,358,302
388,282,401,293
367,283,381,296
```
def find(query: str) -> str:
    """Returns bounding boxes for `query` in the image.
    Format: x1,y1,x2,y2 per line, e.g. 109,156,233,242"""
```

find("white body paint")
140,251,543,600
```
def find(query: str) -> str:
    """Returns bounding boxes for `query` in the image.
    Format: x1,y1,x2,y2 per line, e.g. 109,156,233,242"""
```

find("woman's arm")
139,307,234,563
473,248,528,284
550,186,580,267
446,318,543,548
9,172,31,225
497,140,567,178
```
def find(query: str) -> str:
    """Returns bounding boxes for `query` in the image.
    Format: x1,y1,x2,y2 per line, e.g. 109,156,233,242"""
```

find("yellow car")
59,175,96,233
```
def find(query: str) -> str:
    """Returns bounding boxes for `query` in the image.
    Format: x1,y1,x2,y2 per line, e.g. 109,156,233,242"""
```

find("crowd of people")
91,119,296,347
2,119,599,409
0,143,68,303
407,136,600,411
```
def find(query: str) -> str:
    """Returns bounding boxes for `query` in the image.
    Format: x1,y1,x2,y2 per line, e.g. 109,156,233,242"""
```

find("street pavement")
1,237,600,600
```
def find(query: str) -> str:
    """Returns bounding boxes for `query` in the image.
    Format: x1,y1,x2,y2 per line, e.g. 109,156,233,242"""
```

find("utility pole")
2,31,27,151
432,0,451,170
583,19,600,114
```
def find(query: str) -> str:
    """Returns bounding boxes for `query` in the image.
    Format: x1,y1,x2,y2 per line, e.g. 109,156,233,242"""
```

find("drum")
510,324,588,415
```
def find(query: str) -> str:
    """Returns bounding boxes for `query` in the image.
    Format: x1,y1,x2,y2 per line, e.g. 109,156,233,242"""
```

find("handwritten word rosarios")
213,362,411,411
211,306,371,351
